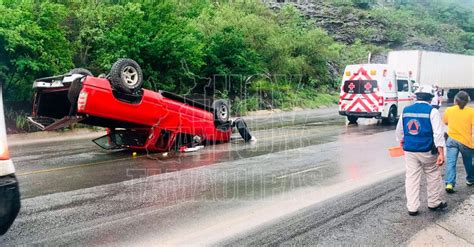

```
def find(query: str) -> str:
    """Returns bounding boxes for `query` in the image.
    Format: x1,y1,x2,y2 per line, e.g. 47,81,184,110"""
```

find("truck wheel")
347,116,358,124
212,99,230,124
382,107,397,125
69,68,93,76
234,118,252,142
447,89,458,103
466,89,474,101
109,58,143,94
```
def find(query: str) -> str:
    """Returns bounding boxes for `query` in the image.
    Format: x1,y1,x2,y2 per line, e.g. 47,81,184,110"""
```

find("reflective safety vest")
402,103,434,152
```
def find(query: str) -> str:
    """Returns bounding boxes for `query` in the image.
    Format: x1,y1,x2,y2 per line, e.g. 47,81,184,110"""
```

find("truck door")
395,78,412,116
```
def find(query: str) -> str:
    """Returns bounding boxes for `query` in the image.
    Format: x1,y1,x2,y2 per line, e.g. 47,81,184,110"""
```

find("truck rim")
122,66,139,87
219,105,228,119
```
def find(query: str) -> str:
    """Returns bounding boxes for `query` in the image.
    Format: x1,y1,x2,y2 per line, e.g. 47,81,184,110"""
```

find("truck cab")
339,64,416,124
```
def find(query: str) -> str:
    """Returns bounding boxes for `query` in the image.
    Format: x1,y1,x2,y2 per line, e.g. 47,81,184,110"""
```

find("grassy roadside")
232,93,338,116
231,81,339,115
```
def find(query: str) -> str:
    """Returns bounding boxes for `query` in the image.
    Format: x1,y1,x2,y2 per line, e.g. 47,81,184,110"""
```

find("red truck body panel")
32,76,232,152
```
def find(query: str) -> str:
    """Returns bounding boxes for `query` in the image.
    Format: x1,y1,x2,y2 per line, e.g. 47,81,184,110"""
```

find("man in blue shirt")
396,85,447,216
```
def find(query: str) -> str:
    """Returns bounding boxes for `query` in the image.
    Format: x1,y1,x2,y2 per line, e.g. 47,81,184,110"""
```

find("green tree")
0,1,73,100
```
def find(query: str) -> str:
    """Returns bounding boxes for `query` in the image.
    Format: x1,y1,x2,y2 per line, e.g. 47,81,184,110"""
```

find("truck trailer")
387,50,474,100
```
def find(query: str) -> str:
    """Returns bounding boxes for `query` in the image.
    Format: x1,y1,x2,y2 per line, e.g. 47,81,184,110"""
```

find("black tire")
234,118,252,142
347,116,358,124
109,58,143,94
382,106,397,125
69,68,93,76
212,99,230,124
447,89,458,101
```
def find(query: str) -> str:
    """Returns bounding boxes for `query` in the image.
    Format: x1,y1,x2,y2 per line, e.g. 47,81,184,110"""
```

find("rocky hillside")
268,0,473,57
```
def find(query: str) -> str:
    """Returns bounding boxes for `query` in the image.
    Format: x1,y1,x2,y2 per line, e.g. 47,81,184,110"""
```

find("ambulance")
338,64,416,124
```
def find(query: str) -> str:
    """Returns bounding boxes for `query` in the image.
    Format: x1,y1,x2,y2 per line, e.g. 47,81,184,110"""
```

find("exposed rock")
267,0,379,44
264,0,449,52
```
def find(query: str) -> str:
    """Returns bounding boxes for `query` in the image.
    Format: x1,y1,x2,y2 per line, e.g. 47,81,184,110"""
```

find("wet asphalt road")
220,167,472,246
2,106,471,245
10,107,348,199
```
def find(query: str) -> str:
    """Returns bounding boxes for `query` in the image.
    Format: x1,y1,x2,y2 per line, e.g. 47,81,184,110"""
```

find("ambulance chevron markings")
340,67,380,113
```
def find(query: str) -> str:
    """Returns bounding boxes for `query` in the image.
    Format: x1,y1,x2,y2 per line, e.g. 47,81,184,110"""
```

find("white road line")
276,164,332,179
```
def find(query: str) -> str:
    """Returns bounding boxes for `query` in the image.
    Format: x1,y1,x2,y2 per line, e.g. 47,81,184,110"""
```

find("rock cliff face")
268,1,373,44
266,0,450,52
267,0,388,63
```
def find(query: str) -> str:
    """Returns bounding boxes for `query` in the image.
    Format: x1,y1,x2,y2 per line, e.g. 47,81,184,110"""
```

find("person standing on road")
431,85,442,109
443,91,474,193
396,85,447,216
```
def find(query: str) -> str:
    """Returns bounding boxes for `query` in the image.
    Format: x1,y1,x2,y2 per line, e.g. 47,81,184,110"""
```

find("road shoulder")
7,128,105,147
408,194,474,246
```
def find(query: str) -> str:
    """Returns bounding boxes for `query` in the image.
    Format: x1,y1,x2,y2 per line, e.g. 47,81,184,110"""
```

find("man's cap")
415,84,435,97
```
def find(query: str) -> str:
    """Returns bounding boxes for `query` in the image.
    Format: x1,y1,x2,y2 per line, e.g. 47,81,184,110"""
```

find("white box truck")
387,50,474,101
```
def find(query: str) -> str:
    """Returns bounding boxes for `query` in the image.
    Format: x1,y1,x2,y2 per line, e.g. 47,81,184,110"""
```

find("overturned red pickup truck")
29,59,252,152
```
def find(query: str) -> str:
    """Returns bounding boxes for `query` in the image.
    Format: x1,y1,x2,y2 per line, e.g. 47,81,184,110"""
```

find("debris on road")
179,145,205,153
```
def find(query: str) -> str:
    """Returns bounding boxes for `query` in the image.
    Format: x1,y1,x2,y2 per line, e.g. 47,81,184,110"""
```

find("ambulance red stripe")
361,94,375,106
346,97,371,112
